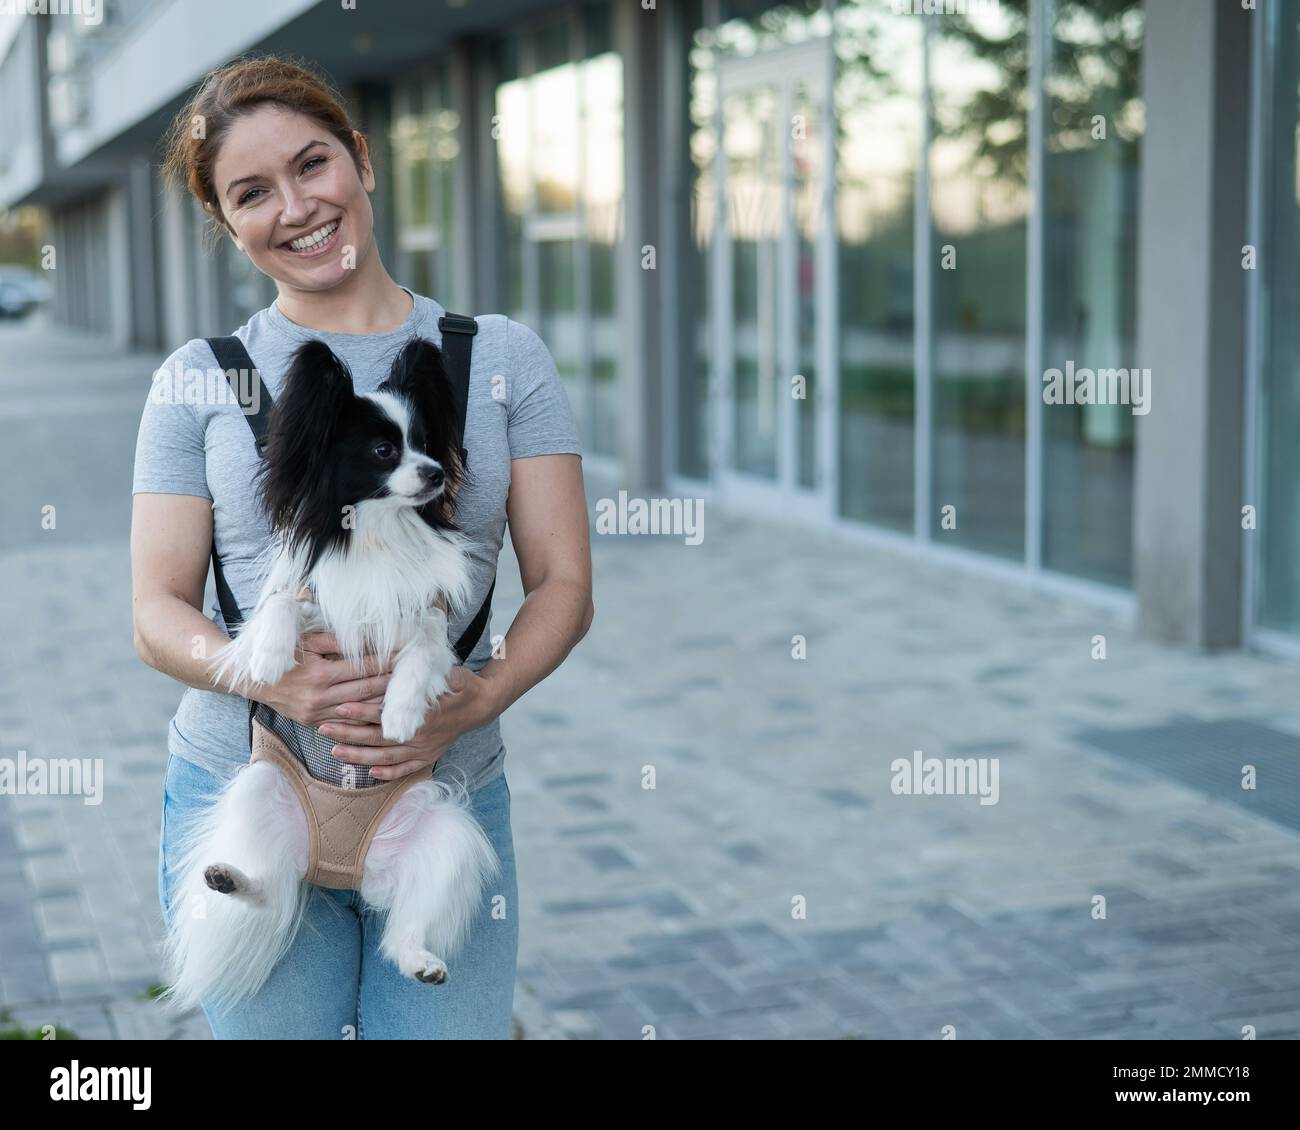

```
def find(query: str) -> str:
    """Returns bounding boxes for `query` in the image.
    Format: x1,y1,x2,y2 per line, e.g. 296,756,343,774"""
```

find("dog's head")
255,336,465,569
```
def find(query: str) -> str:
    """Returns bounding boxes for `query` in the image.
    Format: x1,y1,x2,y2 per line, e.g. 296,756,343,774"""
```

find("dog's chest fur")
275,503,473,668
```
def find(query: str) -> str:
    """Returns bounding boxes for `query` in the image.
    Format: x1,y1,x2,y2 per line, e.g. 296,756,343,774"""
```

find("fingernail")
337,706,350,718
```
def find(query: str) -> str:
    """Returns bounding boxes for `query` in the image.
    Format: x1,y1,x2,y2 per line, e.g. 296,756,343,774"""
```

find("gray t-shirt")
132,286,582,792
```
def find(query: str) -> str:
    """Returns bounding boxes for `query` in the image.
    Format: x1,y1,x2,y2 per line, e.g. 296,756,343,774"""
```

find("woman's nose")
279,186,310,225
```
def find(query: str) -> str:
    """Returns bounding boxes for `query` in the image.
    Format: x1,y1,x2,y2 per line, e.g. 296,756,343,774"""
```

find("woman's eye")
373,442,396,460
238,187,264,206
303,156,326,173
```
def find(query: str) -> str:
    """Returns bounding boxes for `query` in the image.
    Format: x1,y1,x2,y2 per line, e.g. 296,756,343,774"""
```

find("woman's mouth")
281,219,341,257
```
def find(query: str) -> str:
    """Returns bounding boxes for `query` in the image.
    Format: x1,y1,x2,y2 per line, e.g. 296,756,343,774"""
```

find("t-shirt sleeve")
131,346,213,499
506,318,584,461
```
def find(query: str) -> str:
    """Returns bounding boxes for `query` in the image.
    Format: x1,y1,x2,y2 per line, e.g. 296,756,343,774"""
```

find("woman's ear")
353,131,375,191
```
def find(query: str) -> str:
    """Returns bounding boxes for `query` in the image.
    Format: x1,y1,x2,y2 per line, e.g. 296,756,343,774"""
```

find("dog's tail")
362,777,501,962
157,762,312,1015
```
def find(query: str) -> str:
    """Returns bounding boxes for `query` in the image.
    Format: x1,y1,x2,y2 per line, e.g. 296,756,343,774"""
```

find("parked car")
0,266,51,318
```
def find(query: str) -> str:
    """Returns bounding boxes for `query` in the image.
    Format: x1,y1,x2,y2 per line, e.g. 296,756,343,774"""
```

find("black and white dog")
160,337,497,1012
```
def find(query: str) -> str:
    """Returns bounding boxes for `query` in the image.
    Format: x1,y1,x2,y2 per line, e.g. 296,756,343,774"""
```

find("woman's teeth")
287,221,339,252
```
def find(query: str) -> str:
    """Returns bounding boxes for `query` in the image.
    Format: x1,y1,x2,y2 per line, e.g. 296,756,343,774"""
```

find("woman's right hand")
249,631,395,730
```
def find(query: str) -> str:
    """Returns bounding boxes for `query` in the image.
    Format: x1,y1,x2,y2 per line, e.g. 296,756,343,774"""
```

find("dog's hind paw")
203,863,264,904
399,947,449,985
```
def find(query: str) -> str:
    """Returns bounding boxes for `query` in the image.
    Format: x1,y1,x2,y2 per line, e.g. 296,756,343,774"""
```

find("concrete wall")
1133,0,1253,649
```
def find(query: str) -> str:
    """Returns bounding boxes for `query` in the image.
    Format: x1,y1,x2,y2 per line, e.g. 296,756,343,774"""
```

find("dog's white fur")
158,391,498,1014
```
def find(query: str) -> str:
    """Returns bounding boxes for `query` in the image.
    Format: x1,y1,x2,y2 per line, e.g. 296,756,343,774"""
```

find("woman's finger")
317,673,392,708
317,720,394,746
330,700,383,724
300,630,342,656
323,650,393,683
331,742,408,766
369,759,434,782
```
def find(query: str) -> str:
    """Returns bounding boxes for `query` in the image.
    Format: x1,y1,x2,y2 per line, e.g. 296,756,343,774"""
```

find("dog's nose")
421,465,444,489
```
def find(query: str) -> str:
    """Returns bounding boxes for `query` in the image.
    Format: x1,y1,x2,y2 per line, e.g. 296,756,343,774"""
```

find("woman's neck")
273,256,413,335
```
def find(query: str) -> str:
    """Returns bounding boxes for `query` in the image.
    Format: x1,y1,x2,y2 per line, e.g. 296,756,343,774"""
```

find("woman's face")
211,104,376,291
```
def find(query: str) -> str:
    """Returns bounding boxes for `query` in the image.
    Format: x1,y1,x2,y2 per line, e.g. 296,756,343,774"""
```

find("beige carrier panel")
250,717,428,890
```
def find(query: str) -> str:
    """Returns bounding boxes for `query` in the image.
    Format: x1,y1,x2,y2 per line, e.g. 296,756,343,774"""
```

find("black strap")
205,336,268,641
205,315,494,665
437,312,477,469
438,313,494,662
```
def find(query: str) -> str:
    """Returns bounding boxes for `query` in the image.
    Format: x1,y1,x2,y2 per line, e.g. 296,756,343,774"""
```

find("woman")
131,55,593,1039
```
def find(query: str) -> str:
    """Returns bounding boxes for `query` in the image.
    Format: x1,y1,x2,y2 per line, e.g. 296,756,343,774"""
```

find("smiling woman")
134,53,594,1039
159,55,403,333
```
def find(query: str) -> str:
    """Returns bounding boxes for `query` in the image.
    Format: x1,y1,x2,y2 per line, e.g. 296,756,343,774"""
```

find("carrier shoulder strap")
437,312,495,663
205,335,267,644
204,317,493,665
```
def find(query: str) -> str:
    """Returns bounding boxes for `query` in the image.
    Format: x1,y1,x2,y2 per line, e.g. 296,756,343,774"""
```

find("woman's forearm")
133,592,243,695
475,576,593,723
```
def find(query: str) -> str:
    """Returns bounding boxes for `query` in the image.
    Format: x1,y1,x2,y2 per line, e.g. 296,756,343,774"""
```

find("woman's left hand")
317,665,497,780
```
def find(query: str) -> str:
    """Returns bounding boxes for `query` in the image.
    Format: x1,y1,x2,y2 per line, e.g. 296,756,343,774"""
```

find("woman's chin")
268,261,355,291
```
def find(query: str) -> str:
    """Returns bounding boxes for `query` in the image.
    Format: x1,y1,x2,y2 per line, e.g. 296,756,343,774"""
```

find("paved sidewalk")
3,320,1300,1039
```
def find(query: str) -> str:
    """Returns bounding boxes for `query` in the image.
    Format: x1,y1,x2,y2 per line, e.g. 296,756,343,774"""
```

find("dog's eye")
372,442,397,461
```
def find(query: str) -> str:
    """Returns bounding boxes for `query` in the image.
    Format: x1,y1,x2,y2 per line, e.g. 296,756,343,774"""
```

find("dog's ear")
383,336,463,457
256,339,355,530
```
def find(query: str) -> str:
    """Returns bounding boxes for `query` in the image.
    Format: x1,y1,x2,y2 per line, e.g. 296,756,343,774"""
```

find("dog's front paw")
381,693,427,744
246,642,297,687
208,605,301,689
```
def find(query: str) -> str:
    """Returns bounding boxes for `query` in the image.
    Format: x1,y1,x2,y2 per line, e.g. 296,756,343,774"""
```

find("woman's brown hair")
160,53,366,245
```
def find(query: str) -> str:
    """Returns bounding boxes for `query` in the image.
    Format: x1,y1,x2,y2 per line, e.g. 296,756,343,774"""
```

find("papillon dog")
159,337,498,1013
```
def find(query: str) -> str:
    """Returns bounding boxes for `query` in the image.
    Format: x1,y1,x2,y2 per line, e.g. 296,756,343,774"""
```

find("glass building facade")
647,0,1142,587
16,0,1292,647
303,0,1154,594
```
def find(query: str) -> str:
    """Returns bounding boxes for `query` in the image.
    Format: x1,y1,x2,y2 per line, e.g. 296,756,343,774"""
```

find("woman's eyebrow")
224,140,329,198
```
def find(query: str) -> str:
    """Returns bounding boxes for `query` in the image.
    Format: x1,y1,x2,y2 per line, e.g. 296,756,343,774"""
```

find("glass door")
714,40,836,519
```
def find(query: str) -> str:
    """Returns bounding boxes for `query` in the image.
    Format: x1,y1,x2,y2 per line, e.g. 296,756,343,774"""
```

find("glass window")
717,0,832,56
390,72,461,304
584,41,623,458
682,0,716,480
492,9,623,457
929,6,1030,559
1256,0,1300,632
835,0,922,531
1041,0,1144,586
538,237,585,442
495,35,529,324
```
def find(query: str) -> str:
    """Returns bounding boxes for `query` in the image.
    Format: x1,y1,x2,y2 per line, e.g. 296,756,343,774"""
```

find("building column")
126,156,160,349
612,0,664,493
105,183,133,348
1133,0,1253,649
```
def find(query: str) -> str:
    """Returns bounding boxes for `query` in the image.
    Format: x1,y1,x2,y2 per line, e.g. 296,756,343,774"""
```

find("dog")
159,336,499,1013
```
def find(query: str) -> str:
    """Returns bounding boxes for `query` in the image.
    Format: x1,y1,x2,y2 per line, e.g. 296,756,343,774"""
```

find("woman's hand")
247,631,395,730
314,665,500,781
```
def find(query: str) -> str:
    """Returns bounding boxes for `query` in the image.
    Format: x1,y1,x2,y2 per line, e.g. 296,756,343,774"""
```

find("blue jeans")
157,752,518,1039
